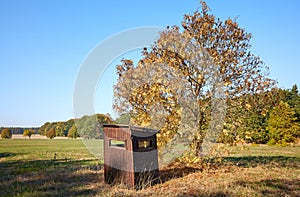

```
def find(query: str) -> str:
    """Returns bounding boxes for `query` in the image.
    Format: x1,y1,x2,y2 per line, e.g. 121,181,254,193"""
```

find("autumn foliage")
46,128,56,139
23,129,35,138
1,128,12,139
114,1,276,157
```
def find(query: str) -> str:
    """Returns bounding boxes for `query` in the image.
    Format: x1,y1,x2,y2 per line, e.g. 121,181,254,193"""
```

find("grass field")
0,139,299,196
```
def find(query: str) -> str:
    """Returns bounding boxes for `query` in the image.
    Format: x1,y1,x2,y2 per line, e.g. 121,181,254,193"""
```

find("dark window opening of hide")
138,139,153,151
110,139,126,148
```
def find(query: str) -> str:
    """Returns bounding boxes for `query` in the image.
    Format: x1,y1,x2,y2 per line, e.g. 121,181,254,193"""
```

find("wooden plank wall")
103,125,160,189
103,126,134,187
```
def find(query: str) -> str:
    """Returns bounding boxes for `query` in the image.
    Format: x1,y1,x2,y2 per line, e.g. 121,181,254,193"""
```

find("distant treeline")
38,113,114,139
2,85,299,144
0,127,39,135
0,113,126,139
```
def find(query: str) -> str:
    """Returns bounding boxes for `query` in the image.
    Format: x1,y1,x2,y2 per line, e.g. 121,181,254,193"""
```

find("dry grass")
104,158,299,197
0,139,299,196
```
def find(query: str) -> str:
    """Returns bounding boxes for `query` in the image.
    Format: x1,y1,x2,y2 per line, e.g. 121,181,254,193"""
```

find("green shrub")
267,101,300,145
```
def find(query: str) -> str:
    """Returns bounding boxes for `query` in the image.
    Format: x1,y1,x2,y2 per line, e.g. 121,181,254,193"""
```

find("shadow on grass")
159,165,201,183
173,178,300,197
0,152,17,158
223,156,300,168
1,155,299,196
159,155,300,184
236,178,300,196
0,159,105,197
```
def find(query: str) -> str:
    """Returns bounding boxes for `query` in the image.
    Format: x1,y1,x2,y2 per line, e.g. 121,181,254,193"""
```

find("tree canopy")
114,1,275,156
1,128,12,139
23,129,35,139
39,113,113,139
267,101,300,145
67,125,79,139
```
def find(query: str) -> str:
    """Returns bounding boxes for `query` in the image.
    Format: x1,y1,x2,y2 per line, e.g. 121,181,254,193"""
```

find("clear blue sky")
1,0,299,127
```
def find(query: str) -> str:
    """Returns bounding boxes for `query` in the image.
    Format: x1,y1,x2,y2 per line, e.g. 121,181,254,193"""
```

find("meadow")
0,139,299,196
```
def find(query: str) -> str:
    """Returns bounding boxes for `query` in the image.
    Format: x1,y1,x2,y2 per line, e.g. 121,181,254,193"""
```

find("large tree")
46,128,56,139
1,128,12,139
76,114,113,139
67,125,79,139
23,129,35,139
114,1,275,156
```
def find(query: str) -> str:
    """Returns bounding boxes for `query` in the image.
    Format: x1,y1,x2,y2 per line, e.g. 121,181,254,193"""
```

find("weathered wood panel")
103,124,159,189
